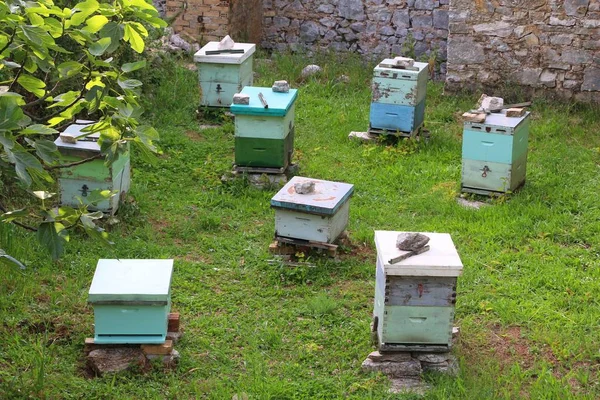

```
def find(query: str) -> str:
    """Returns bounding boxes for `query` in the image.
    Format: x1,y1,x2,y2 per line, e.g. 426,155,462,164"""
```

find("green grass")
1,51,600,399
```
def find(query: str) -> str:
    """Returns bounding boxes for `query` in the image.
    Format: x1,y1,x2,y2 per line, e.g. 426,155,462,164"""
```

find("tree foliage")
0,0,166,261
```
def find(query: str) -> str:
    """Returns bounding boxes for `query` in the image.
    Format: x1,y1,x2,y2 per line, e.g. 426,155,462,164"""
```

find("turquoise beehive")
88,259,174,344
372,231,463,352
461,111,531,195
230,86,298,169
54,121,130,214
194,41,255,107
369,59,428,135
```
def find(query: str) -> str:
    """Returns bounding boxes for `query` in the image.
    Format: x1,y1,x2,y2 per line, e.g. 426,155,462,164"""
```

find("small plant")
303,293,338,318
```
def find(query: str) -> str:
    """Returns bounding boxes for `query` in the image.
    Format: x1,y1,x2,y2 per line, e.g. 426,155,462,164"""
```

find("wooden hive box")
369,59,428,134
373,231,463,352
88,259,174,344
230,86,298,169
271,177,354,244
194,42,256,107
54,122,130,214
461,111,531,195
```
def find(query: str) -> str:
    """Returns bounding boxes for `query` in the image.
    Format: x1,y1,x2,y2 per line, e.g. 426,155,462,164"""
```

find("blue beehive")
88,259,174,344
461,110,531,195
369,59,428,135
230,86,298,169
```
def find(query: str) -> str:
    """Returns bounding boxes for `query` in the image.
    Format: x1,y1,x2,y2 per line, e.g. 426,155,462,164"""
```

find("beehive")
54,122,130,214
194,42,255,107
230,86,298,169
271,176,354,244
369,59,428,134
88,259,174,344
372,231,463,352
461,110,531,195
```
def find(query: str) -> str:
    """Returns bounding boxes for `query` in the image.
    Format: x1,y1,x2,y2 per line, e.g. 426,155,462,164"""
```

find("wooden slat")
141,340,173,355
168,313,180,332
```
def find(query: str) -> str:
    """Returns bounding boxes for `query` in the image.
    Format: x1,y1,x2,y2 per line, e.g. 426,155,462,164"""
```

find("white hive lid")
194,42,256,64
374,59,428,74
271,176,354,216
54,121,101,152
88,259,174,303
374,231,463,277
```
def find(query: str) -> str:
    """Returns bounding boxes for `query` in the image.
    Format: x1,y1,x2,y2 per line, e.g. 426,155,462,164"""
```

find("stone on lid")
294,181,315,194
217,35,234,50
396,232,430,251
272,80,290,93
233,93,250,105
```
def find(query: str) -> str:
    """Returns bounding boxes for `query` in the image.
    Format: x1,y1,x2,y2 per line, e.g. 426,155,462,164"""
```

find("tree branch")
45,153,103,170
0,29,16,54
0,203,38,232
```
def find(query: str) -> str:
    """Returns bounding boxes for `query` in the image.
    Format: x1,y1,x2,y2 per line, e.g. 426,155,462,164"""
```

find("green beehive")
194,41,255,107
54,122,130,214
230,86,298,169
461,111,531,195
372,231,463,352
88,259,174,344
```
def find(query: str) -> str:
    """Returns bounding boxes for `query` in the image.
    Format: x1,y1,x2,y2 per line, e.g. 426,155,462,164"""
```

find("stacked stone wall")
262,0,449,72
165,0,263,44
446,0,600,102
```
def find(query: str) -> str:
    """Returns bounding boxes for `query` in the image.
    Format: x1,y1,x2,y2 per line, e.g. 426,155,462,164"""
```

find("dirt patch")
185,130,206,141
149,217,171,236
177,253,213,264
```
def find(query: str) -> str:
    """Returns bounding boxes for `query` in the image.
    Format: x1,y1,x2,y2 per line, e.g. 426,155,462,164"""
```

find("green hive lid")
374,231,463,277
230,86,298,117
88,259,174,303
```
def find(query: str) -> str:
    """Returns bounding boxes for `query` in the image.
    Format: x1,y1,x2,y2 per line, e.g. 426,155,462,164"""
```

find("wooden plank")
141,340,173,355
385,276,456,307
275,235,338,251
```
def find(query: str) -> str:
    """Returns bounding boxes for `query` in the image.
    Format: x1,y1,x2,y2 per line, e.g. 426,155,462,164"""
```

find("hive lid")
88,259,174,303
193,42,256,64
374,231,463,277
481,110,530,128
374,60,428,80
54,121,101,152
271,176,354,216
230,86,298,117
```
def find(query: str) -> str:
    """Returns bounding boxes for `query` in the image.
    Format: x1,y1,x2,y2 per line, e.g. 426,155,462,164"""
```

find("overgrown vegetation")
0,0,166,260
1,49,599,398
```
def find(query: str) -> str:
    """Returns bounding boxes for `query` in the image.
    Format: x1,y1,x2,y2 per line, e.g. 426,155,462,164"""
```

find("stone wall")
262,0,449,71
165,0,263,44
446,0,600,102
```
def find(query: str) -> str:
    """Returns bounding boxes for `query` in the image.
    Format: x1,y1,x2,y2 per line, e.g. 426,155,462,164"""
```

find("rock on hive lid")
271,176,354,216
374,231,463,277
193,41,256,64
88,259,174,303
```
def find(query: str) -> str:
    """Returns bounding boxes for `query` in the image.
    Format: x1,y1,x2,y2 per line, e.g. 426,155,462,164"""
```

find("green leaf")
123,23,144,53
0,249,26,270
57,61,84,78
83,14,108,33
33,139,59,164
83,189,115,206
44,17,63,38
5,146,44,186
69,0,99,27
131,137,158,165
80,212,113,246
1,60,21,69
89,37,111,56
0,208,29,222
117,78,142,90
0,97,30,131
37,222,65,260
99,21,123,54
20,25,55,47
17,74,46,98
121,60,146,73
48,91,80,108
21,124,58,135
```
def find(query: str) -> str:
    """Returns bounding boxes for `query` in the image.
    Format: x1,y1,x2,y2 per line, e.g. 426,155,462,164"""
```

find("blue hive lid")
230,86,298,117
88,259,174,303
271,176,354,216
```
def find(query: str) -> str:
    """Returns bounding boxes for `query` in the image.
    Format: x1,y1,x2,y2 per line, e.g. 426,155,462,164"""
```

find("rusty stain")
417,283,424,298
372,83,381,101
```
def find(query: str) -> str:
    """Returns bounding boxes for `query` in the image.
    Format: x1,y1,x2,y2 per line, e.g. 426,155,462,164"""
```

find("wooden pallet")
368,122,424,138
270,236,338,257
233,165,287,174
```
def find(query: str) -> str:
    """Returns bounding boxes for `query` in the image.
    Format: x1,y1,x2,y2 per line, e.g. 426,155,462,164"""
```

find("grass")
1,50,600,399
